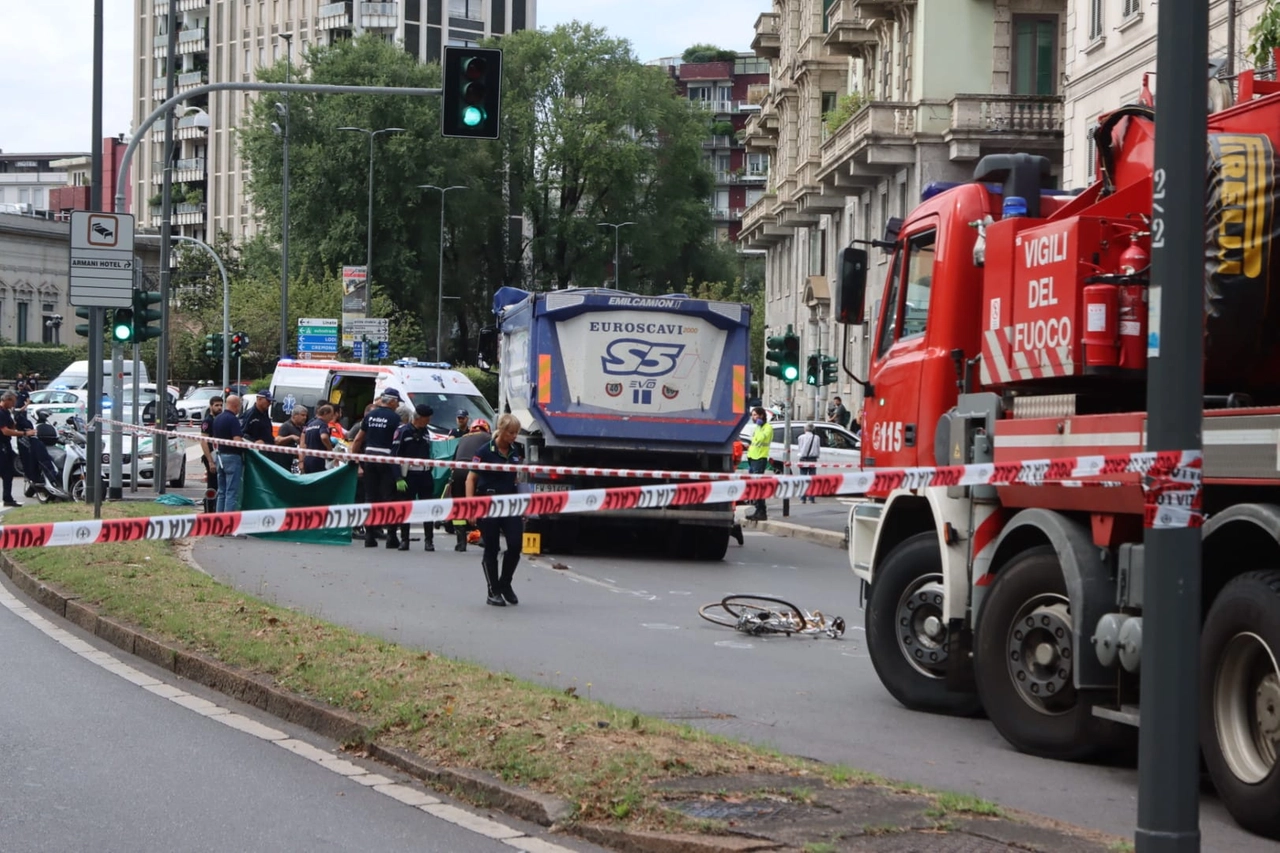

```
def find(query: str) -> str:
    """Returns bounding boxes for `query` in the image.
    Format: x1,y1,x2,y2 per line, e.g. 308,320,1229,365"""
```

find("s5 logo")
601,339,685,377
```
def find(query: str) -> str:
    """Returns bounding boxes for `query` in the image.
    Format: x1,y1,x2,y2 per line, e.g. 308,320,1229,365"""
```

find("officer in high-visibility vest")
745,406,773,521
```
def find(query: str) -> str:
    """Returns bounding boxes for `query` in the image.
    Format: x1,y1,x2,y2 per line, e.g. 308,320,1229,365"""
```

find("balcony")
738,192,792,250
743,112,777,151
711,207,746,221
153,76,167,95
173,157,206,182
817,101,918,191
795,159,845,215
360,1,397,29
177,69,207,93
702,135,736,149
153,34,169,59
317,1,352,29
751,12,781,58
825,0,878,56
852,0,905,20
177,0,208,10
176,112,210,140
154,1,169,15
944,94,1064,161
177,28,207,55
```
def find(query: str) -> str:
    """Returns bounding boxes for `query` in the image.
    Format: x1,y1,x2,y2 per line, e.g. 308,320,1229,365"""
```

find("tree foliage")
681,44,738,64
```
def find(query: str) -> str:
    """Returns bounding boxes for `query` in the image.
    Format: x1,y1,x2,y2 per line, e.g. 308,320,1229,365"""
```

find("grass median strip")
5,503,1060,840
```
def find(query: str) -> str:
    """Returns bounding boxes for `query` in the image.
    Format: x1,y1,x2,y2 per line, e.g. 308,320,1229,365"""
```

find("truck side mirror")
882,217,902,246
835,247,868,325
477,326,498,366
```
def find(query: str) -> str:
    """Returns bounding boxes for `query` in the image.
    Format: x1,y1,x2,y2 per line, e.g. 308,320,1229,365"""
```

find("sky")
0,0,766,153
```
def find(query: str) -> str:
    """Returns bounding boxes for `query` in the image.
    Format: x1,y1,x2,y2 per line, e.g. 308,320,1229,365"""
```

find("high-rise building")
655,52,771,243
132,0,536,243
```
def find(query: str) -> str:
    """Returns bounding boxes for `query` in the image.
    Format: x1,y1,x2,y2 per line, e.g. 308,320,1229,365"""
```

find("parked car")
99,431,187,488
180,386,224,423
739,420,861,474
24,388,92,424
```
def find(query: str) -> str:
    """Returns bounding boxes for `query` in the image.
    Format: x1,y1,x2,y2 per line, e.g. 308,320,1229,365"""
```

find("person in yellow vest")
745,406,773,521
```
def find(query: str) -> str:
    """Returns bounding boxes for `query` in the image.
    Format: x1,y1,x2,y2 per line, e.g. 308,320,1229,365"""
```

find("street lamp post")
338,126,406,322
276,32,293,360
45,314,62,345
419,184,467,362
597,221,635,289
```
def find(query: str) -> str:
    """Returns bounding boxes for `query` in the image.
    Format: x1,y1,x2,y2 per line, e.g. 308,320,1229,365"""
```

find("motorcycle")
15,413,89,503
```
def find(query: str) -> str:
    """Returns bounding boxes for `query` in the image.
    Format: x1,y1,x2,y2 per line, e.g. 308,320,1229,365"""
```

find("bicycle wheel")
698,602,741,628
721,595,806,635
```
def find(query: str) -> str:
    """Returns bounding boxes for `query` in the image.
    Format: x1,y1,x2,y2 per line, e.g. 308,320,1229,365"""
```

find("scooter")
16,413,89,503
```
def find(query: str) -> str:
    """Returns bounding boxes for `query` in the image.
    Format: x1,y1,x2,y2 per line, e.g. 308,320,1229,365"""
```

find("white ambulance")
267,358,496,435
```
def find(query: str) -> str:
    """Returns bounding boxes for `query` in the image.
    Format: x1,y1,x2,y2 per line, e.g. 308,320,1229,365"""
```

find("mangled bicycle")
698,595,846,639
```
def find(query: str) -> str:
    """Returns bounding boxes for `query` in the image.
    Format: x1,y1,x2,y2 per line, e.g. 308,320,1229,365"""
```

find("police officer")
242,390,276,449
301,403,336,475
448,409,471,438
466,413,525,607
199,396,224,512
351,389,404,548
449,418,490,552
391,403,438,552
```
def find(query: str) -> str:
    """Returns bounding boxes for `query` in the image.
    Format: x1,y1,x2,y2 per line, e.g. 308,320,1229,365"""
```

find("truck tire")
866,532,982,716
1200,570,1280,840
973,546,1127,761
693,528,730,562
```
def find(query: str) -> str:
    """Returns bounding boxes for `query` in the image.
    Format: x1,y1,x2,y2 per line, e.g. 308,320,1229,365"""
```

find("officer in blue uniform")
351,388,404,548
392,403,436,552
466,413,525,606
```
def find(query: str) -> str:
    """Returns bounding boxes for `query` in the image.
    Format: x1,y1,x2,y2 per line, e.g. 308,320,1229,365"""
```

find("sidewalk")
741,497,854,550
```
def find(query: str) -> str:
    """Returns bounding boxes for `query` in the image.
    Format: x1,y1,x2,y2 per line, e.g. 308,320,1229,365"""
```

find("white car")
180,386,223,423
99,432,187,488
739,421,862,475
25,388,92,424
116,389,183,427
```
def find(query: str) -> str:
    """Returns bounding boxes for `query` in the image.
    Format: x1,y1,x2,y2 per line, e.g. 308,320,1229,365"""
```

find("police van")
267,358,496,435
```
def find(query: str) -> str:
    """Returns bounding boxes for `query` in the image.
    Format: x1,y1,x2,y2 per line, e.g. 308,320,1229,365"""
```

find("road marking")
542,565,658,601
714,640,754,649
0,582,581,853
641,623,680,630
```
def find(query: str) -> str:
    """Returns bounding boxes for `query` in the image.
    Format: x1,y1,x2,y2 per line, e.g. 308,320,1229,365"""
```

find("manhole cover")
669,800,812,822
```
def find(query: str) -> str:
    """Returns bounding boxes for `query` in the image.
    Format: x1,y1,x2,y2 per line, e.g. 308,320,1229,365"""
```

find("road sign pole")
88,315,103,517
1136,0,1207,849
109,343,123,500
130,343,140,493
783,381,793,519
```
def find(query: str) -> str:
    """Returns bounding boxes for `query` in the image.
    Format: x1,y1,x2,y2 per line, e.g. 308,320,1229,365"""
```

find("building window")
746,188,763,207
16,302,28,344
746,152,768,177
820,91,837,116
1088,0,1103,41
1123,0,1141,17
1013,16,1057,95
18,189,29,204
688,86,711,103
809,229,825,276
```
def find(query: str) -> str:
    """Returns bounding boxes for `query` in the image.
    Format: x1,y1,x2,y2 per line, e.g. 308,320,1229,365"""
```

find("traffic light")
132,289,163,342
204,332,223,359
441,46,502,139
764,325,800,384
229,331,248,359
111,307,134,343
74,306,96,338
820,355,838,387
805,355,820,386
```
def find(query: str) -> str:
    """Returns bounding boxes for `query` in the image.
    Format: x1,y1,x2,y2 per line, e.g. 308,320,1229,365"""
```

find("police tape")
0,448,1203,548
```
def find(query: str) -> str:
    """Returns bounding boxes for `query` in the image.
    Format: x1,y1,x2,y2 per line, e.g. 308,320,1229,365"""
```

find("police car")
25,387,92,423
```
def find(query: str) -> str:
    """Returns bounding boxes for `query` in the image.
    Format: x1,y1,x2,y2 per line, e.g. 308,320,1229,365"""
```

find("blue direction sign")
352,341,365,359
377,341,389,359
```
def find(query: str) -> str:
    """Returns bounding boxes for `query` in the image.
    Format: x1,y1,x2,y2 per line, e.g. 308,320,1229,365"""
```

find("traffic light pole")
88,316,103,518
130,343,140,493
109,343,124,500
782,381,793,519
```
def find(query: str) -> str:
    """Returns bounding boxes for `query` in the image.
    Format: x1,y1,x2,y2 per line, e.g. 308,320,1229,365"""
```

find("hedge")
0,345,87,383
458,366,499,410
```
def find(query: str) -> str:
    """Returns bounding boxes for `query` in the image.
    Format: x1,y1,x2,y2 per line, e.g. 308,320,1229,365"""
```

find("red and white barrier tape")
0,448,1202,547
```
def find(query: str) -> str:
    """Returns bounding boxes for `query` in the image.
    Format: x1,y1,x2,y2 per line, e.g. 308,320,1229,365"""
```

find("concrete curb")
0,550,575,832
750,518,845,550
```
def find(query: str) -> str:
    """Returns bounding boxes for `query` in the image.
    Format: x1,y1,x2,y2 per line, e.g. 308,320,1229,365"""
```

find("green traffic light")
783,366,798,381
113,322,131,341
463,106,484,127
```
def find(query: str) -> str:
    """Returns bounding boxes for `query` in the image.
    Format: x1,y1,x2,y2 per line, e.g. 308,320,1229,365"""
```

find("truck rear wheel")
866,532,982,716
974,546,1126,761
677,527,730,561
1200,570,1280,840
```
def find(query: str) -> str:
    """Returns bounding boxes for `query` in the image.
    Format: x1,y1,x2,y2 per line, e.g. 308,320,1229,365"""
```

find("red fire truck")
843,75,1280,838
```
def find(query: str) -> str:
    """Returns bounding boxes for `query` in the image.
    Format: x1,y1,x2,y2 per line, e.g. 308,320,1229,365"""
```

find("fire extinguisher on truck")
837,75,1280,841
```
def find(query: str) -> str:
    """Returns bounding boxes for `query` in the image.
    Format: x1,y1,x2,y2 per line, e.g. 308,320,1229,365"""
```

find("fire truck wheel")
974,546,1127,761
1200,570,1280,840
866,532,983,716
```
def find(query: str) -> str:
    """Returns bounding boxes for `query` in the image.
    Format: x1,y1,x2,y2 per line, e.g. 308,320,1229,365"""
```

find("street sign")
352,340,365,359
298,317,338,328
69,211,135,307
377,341,389,360
345,317,390,343
299,318,339,356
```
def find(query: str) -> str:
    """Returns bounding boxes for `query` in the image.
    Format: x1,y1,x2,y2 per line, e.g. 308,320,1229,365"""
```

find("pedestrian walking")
449,418,490,551
0,390,32,507
744,406,772,521
797,422,821,503
466,413,525,606
212,395,247,513
351,389,405,549
301,404,336,475
391,403,438,552
272,405,308,471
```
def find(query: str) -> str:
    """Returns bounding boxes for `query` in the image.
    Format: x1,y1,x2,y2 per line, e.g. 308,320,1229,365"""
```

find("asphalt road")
0,572,603,853
190,526,1276,851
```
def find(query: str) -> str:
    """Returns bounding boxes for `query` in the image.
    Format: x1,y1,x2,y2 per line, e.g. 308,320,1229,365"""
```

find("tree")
681,44,738,65
498,23,719,292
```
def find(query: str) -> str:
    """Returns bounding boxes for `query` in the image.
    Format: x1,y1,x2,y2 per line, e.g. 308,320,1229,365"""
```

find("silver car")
99,432,187,488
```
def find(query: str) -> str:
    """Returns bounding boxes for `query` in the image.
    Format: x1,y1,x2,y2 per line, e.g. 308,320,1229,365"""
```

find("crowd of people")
0,374,46,507
197,389,525,607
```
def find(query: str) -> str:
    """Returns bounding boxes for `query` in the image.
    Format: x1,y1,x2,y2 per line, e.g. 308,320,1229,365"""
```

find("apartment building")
740,0,1065,416
0,151,88,215
132,0,535,244
655,53,771,242
1063,0,1267,190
